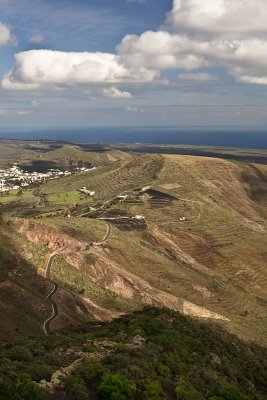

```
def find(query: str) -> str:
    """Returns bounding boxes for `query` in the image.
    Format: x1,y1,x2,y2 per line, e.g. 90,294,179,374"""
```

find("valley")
0,140,266,347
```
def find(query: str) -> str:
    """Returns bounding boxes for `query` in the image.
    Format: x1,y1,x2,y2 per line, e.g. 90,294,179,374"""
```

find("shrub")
77,357,104,384
7,346,33,362
144,380,164,400
99,373,136,400
175,381,203,400
64,375,90,400
27,362,54,381
216,383,249,400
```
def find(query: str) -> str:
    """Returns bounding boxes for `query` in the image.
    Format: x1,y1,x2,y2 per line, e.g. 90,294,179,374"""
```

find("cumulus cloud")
0,22,16,47
2,49,156,90
103,86,132,99
29,33,45,44
167,0,267,39
118,0,267,84
118,31,206,70
3,0,267,89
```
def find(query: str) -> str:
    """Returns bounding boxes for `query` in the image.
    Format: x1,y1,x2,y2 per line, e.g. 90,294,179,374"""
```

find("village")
0,163,94,194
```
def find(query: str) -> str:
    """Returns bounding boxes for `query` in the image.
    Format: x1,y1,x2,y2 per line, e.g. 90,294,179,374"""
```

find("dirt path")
93,222,111,246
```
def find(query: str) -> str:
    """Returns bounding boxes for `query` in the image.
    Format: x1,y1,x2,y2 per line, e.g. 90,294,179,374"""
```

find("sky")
0,0,267,129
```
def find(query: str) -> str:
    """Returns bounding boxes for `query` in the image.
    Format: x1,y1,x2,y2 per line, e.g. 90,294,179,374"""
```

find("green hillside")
0,308,266,400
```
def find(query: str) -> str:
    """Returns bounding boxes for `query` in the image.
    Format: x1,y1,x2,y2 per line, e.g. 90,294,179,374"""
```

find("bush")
7,346,33,362
99,373,136,400
144,380,164,400
0,377,20,400
27,362,54,381
64,375,90,400
215,383,249,400
77,357,104,385
175,381,203,400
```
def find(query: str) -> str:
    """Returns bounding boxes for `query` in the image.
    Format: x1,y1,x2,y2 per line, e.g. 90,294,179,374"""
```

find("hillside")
0,140,130,169
0,143,267,347
0,308,266,400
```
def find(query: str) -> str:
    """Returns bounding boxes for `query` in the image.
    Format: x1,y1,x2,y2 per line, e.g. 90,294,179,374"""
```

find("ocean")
0,127,267,149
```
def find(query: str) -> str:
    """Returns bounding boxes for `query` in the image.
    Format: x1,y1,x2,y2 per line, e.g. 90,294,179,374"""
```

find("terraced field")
1,145,267,346
43,153,164,201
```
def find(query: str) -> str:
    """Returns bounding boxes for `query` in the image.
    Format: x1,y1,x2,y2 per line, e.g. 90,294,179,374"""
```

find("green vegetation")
0,308,266,400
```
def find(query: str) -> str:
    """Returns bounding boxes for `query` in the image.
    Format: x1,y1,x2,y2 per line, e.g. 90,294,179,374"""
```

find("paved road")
43,281,59,335
43,223,110,336
43,253,60,336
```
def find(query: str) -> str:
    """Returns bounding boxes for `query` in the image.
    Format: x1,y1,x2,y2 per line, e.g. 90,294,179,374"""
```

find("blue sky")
0,0,267,129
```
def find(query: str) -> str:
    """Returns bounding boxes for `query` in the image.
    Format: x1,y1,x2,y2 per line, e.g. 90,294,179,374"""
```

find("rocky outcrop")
38,335,146,393
11,217,87,252
9,217,230,326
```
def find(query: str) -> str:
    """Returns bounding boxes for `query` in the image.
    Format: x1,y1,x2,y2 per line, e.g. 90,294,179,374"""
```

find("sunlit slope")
1,153,267,345
153,155,267,292
30,155,267,343
42,153,164,200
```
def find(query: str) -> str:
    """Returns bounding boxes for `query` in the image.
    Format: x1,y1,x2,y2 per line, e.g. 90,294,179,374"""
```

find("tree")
64,375,90,400
144,380,163,400
175,381,203,400
215,384,249,400
99,373,136,400
0,377,20,400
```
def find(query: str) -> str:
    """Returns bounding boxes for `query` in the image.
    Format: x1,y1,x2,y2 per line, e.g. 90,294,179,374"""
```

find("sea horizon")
0,126,267,150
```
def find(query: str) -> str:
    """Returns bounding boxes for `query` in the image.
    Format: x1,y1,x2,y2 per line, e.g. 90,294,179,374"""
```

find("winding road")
43,222,112,336
43,253,61,336
92,222,111,246
43,281,59,335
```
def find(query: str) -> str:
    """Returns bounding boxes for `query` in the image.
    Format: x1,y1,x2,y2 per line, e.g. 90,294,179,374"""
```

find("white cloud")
29,33,45,44
2,72,40,90
103,86,132,99
0,22,16,47
118,0,267,84
16,110,31,115
0,108,31,115
3,0,267,90
167,0,267,39
2,49,156,90
31,99,43,107
118,30,206,71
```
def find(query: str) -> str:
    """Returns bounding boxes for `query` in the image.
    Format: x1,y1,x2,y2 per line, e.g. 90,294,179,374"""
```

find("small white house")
141,186,151,193
134,214,145,220
117,195,128,201
79,187,95,196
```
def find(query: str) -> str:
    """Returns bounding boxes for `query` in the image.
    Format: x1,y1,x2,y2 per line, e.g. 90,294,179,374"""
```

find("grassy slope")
38,155,267,344
1,150,267,346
